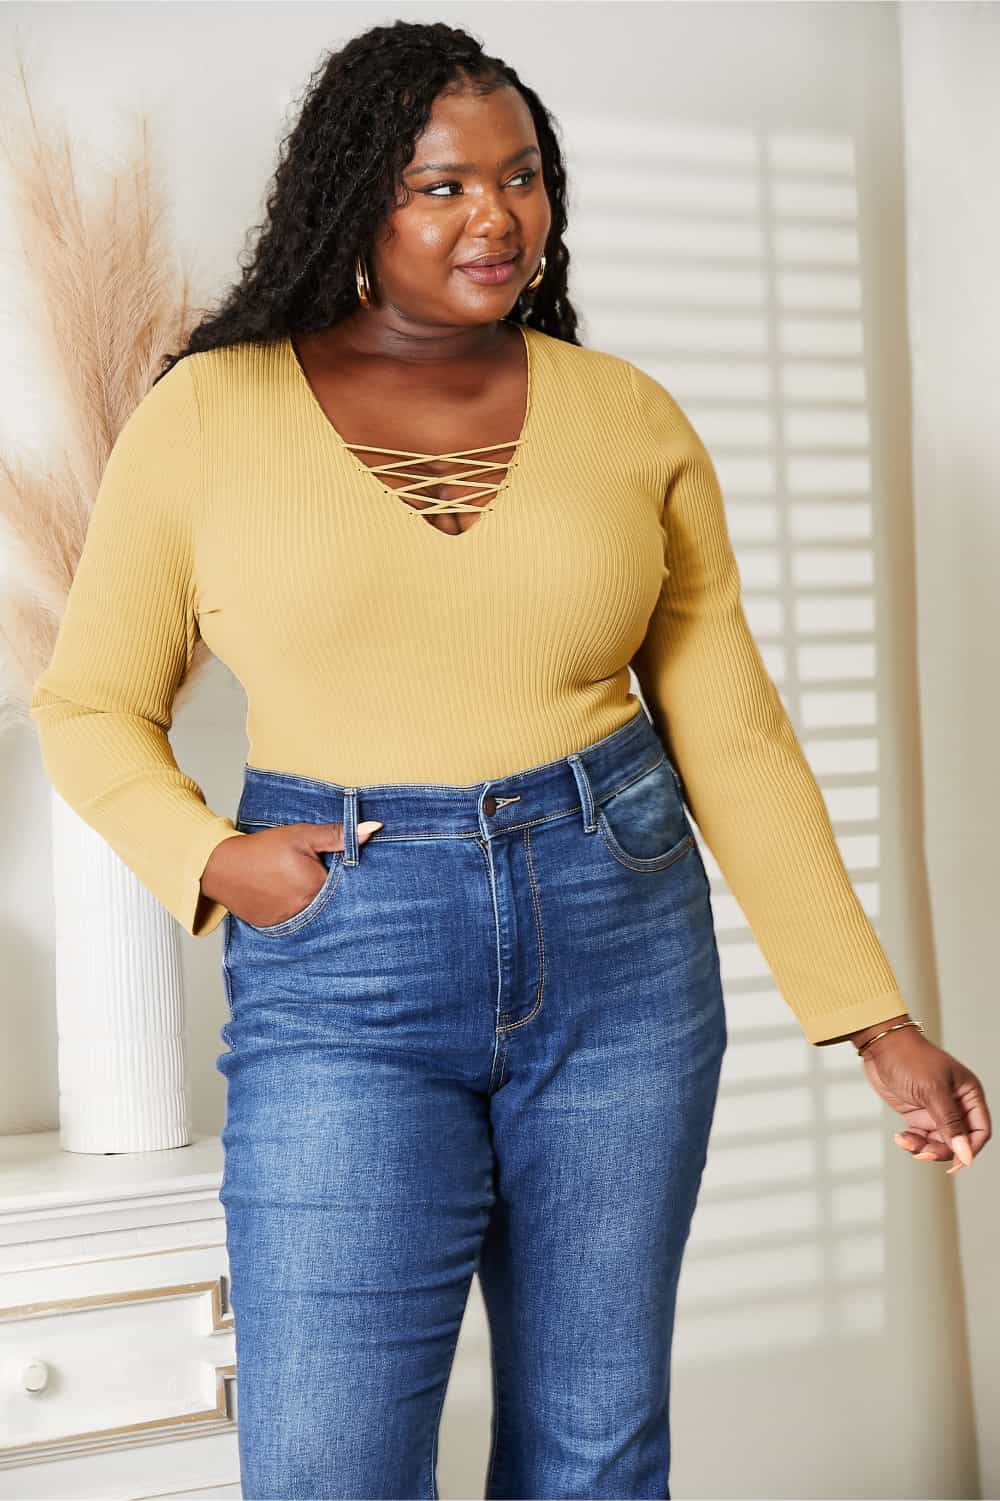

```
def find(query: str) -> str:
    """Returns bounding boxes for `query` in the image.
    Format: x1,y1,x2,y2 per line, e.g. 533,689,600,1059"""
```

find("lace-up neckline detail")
338,439,523,515
285,323,533,538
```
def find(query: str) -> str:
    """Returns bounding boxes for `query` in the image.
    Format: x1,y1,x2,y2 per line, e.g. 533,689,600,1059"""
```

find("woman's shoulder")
526,327,698,452
179,338,290,417
526,325,633,382
526,326,644,416
181,338,277,381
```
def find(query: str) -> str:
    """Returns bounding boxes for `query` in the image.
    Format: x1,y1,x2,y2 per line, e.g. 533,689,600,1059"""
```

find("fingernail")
951,1135,973,1166
914,1151,935,1160
946,1162,963,1175
893,1133,908,1146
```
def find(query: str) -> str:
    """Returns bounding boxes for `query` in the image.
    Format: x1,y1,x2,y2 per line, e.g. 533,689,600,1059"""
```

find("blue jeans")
216,705,727,1500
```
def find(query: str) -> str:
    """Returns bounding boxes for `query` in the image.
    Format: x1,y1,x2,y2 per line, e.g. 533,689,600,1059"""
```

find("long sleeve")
627,361,908,1045
29,356,246,938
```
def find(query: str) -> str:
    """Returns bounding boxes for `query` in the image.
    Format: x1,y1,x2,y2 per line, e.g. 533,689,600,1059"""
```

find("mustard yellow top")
29,325,909,1044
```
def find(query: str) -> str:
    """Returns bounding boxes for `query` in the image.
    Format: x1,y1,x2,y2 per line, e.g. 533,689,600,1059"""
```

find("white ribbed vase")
51,787,192,1153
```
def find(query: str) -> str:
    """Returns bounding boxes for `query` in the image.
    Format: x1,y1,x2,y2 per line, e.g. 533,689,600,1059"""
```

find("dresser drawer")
0,1242,236,1464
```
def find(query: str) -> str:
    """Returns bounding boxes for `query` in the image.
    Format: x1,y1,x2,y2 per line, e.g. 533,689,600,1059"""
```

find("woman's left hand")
859,1028,991,1173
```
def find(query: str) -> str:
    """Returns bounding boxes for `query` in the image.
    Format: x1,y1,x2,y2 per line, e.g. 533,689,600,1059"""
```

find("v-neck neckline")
284,321,535,545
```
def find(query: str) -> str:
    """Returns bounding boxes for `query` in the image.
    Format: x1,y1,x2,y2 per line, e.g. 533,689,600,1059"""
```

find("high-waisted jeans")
215,705,728,1501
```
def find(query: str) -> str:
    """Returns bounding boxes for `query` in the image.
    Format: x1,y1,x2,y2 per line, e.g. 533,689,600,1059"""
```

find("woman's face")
371,84,552,327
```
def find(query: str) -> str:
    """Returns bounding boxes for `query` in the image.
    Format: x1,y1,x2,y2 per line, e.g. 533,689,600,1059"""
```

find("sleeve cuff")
180,820,249,938
798,991,912,1046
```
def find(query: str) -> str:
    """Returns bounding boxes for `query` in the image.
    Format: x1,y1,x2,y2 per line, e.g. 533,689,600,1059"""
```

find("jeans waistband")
237,706,671,865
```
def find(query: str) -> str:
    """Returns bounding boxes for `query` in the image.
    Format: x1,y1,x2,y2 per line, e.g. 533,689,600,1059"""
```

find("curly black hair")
155,19,581,384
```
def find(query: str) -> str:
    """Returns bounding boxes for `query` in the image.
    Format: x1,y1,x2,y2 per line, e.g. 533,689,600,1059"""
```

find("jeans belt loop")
567,754,598,835
342,787,359,865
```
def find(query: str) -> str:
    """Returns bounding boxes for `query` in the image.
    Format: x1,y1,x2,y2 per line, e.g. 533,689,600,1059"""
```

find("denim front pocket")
596,752,695,873
234,819,346,937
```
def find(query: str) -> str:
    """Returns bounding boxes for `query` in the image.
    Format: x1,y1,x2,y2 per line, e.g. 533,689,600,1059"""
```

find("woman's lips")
455,256,518,286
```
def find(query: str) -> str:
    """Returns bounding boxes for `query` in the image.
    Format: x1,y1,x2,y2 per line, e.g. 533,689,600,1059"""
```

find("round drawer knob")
23,1360,49,1393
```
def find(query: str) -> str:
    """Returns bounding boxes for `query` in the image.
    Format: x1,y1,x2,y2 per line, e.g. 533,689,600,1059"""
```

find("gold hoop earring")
355,253,374,309
525,253,546,292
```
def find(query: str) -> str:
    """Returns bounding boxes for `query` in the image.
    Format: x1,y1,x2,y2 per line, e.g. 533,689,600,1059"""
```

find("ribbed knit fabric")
29,324,908,1044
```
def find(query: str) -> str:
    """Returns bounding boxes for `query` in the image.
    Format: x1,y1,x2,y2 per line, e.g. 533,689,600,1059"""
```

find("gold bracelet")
856,1019,925,1056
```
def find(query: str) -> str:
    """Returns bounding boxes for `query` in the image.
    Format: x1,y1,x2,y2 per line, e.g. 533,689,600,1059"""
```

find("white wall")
1,2,992,1496
900,4,1000,1495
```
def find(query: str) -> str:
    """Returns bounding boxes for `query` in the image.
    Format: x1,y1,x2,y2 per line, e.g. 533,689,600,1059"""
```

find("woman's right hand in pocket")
199,820,383,928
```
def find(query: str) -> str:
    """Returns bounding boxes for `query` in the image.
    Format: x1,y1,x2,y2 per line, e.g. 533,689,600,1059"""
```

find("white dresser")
0,1131,239,1499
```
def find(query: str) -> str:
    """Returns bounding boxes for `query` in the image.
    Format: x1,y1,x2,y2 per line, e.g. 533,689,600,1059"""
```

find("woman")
30,19,991,1501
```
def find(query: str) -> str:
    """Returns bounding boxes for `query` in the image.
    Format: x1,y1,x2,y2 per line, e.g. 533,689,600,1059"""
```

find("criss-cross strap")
342,439,523,514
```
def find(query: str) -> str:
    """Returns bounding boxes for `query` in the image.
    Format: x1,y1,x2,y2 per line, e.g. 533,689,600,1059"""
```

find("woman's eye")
424,170,537,198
